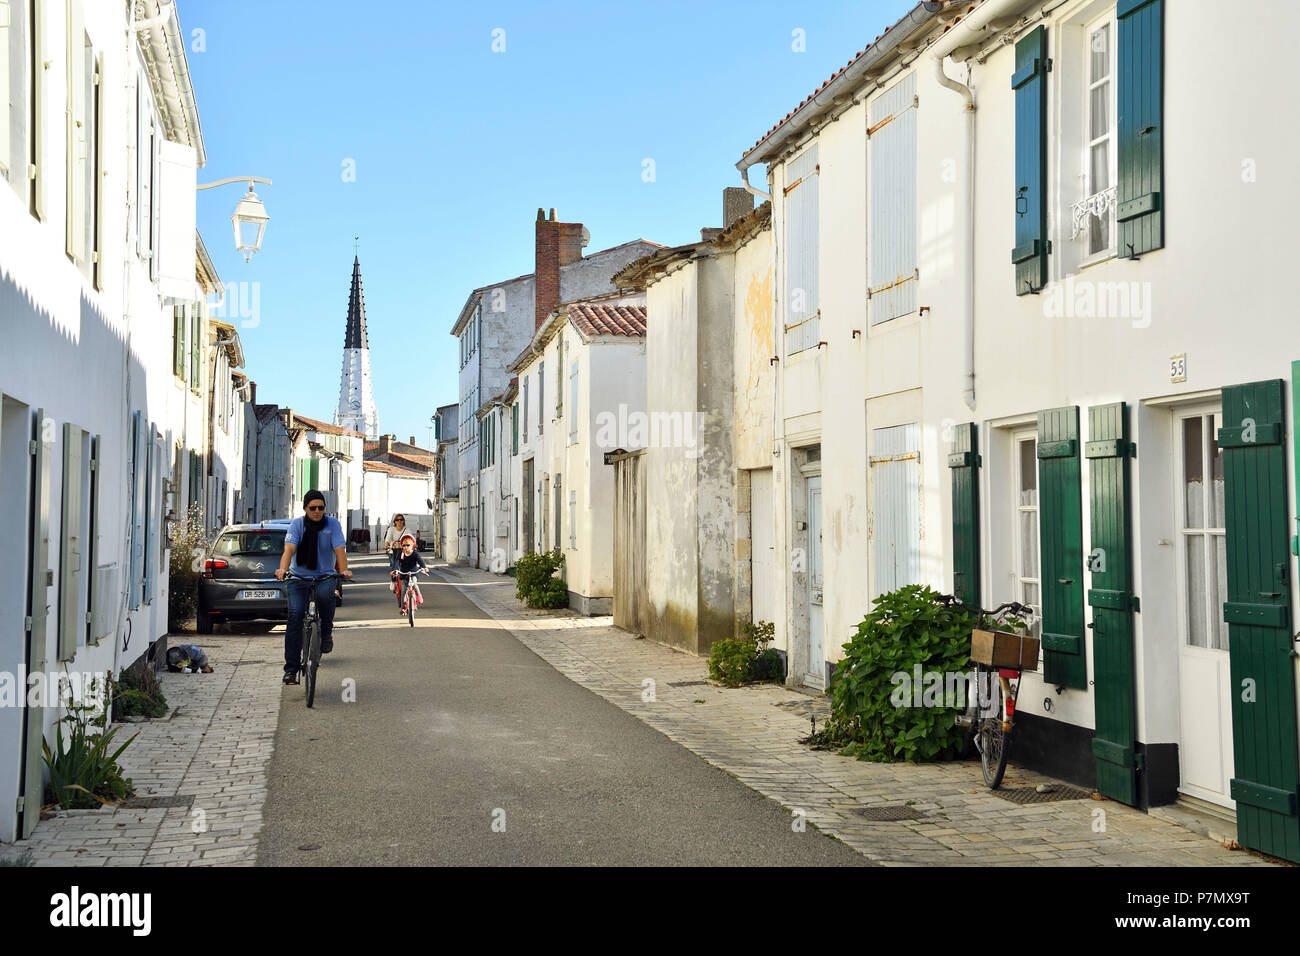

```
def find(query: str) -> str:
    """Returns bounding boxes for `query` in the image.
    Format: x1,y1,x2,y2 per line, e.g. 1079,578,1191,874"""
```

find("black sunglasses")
306,505,325,512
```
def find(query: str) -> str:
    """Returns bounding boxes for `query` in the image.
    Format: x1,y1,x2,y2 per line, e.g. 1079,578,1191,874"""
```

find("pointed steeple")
335,254,379,439
344,256,369,350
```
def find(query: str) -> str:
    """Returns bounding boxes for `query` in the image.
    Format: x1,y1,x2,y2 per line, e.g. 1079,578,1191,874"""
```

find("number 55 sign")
1169,353,1187,384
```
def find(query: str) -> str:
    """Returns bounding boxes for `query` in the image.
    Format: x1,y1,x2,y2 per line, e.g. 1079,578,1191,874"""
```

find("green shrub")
111,665,169,719
515,549,569,609
809,585,977,763
168,505,210,632
43,681,136,809
708,620,783,687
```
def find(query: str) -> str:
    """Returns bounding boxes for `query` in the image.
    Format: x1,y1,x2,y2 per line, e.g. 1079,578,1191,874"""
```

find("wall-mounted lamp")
851,329,862,339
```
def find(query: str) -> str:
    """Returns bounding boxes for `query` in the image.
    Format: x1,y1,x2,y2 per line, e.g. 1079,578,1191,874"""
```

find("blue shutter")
1012,26,1050,295
1116,0,1163,257
129,411,144,609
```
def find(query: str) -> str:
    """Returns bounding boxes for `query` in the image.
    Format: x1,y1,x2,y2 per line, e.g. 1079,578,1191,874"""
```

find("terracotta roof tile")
568,303,647,337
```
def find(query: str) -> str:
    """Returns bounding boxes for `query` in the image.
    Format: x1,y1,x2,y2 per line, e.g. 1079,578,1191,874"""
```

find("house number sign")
1169,353,1186,384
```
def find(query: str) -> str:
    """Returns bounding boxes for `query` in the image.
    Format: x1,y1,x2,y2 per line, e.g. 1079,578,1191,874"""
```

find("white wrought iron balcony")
1070,184,1118,240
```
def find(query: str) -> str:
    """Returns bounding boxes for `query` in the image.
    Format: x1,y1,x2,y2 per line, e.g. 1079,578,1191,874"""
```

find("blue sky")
186,0,913,447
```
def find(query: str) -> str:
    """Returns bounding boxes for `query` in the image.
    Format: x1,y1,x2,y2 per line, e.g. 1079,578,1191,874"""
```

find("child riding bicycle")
390,533,428,612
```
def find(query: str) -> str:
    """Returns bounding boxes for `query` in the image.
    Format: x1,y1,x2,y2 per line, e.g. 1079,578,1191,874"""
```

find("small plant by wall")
514,549,568,608
708,620,784,687
43,679,136,809
168,504,210,632
111,665,169,719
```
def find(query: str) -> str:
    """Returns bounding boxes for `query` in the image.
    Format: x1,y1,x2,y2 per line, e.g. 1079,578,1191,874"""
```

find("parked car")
197,523,288,634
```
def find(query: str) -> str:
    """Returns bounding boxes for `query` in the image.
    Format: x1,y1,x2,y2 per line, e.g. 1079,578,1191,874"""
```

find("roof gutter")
736,3,942,172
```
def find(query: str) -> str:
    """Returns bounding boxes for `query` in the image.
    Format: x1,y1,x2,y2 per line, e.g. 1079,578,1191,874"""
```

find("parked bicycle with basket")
954,601,1039,788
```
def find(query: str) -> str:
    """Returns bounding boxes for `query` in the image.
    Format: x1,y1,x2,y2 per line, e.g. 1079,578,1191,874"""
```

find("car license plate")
239,589,279,600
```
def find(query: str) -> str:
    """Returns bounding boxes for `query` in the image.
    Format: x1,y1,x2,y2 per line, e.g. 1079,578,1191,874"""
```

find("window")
1073,16,1118,259
1011,432,1042,634
783,145,819,354
1179,411,1227,650
868,73,917,325
568,362,578,443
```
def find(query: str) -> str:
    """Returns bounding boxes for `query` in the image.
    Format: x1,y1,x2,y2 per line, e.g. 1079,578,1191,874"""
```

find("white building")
732,0,1300,861
609,194,769,652
0,0,211,841
507,294,649,612
450,208,658,568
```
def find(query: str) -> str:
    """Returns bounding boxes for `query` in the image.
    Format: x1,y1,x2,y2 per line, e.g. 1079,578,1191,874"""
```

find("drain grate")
668,680,708,688
993,785,1094,805
120,794,194,810
855,805,926,821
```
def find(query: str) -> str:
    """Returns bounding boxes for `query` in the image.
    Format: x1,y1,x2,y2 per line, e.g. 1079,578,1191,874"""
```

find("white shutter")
0,1,10,176
29,0,44,219
870,423,921,598
568,362,578,442
64,0,86,261
869,73,918,325
136,84,149,257
156,139,197,298
58,423,83,661
783,145,819,355
92,52,104,289
569,489,576,548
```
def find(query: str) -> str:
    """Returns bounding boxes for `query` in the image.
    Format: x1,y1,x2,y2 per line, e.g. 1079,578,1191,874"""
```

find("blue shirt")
285,516,347,577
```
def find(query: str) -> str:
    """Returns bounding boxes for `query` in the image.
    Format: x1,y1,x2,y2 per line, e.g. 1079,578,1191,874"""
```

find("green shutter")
1086,403,1139,806
1220,379,1300,863
1012,26,1049,295
174,305,186,378
1037,406,1085,689
512,404,519,455
947,423,980,606
1116,0,1164,258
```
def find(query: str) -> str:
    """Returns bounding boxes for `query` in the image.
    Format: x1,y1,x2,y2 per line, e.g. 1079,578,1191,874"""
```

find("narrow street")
257,554,866,865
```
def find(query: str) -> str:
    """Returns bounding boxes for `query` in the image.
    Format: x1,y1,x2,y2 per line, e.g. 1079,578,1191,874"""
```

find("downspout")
933,55,977,411
740,165,771,202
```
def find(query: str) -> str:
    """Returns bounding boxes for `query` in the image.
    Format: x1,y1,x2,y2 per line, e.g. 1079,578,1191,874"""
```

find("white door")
806,476,824,688
750,470,776,627
1175,408,1234,808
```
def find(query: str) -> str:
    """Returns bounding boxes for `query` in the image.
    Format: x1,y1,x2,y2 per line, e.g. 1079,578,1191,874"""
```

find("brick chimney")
380,435,393,455
723,186,754,230
535,208,586,329
248,381,257,405
409,435,416,446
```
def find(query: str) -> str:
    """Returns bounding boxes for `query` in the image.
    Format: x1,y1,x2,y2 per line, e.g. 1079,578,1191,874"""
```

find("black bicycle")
287,571,344,708
954,600,1035,788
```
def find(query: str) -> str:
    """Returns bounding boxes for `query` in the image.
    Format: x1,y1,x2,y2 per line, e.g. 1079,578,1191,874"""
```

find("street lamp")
197,176,273,261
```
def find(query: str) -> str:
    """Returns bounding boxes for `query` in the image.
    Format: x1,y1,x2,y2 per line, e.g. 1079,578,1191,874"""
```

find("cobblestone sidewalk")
436,564,1275,867
8,634,280,867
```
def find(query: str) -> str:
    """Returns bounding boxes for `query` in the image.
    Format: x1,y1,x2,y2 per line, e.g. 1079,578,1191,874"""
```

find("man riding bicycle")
274,490,352,684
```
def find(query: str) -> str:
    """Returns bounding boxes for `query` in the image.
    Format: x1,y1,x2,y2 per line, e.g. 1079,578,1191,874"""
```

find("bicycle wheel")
976,670,1010,788
407,589,414,627
304,617,321,708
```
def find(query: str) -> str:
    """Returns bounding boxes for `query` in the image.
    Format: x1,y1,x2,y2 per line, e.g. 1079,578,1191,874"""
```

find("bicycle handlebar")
284,570,347,581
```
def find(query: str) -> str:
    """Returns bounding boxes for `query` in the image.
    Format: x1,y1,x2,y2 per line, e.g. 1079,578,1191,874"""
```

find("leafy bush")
515,549,569,608
168,505,210,632
808,585,977,762
111,665,169,719
708,620,783,686
43,681,136,809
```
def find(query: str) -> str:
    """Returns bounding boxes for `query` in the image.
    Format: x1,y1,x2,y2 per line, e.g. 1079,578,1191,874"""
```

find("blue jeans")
285,576,337,672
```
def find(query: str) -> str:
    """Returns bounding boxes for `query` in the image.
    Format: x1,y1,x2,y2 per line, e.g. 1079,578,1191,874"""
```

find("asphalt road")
257,553,866,866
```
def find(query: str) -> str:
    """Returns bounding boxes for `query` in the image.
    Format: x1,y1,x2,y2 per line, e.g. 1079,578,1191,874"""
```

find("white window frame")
1174,405,1228,652
1010,428,1042,634
1073,10,1119,265
567,361,578,444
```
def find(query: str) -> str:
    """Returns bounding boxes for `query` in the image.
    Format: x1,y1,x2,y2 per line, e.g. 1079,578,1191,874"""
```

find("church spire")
344,255,369,350
335,255,379,439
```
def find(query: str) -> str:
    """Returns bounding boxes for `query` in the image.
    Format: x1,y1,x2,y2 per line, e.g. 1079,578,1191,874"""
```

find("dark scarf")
298,514,327,569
